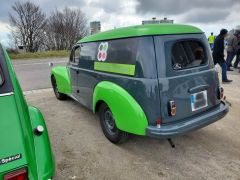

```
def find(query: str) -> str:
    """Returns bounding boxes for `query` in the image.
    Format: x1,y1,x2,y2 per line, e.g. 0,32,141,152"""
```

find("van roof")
79,24,203,43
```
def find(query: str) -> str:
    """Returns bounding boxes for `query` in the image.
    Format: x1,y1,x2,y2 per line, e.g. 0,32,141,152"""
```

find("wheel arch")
93,81,148,135
28,106,55,179
95,100,105,113
51,66,72,95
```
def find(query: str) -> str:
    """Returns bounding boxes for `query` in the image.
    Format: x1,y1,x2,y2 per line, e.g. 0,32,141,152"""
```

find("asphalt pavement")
12,58,68,91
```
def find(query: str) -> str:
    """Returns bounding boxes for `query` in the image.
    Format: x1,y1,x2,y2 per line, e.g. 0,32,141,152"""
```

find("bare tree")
45,7,88,50
9,1,47,52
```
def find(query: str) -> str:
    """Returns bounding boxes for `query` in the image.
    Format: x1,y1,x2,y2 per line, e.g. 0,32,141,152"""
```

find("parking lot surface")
12,58,68,91
25,70,240,180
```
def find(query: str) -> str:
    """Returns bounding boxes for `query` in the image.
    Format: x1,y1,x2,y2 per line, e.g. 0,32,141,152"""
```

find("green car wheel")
51,75,67,100
99,103,128,144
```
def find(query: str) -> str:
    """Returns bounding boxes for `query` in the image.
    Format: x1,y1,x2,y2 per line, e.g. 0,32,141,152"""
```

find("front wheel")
51,75,67,100
99,103,128,144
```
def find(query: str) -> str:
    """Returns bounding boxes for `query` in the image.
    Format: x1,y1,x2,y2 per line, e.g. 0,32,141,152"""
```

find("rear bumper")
146,101,229,138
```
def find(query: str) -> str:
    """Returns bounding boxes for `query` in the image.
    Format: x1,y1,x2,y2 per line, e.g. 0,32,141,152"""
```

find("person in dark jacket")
212,29,232,83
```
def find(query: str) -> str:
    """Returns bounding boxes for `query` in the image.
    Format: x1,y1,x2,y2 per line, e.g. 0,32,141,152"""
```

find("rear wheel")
99,103,128,144
51,75,67,100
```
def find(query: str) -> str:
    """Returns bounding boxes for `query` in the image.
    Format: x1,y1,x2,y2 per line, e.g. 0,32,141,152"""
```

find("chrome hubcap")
104,109,116,134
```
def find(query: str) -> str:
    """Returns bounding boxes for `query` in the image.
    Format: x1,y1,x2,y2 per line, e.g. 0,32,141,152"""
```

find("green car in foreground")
0,44,54,179
51,24,228,144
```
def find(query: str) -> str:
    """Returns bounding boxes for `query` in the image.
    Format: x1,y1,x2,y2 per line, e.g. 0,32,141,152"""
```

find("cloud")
0,0,240,47
0,0,87,22
0,22,11,47
89,0,124,13
183,9,230,23
0,22,9,31
136,0,239,23
83,0,138,30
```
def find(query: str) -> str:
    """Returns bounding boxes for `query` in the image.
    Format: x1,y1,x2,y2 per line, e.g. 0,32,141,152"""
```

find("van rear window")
171,40,207,70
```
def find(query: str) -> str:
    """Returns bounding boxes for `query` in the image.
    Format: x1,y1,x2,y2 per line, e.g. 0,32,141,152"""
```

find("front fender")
93,81,148,135
28,106,55,180
51,66,72,95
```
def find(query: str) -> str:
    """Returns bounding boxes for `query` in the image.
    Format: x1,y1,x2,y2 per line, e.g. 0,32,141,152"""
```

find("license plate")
190,90,208,111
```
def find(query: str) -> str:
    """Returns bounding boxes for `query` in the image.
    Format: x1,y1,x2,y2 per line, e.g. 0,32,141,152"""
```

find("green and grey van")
51,24,229,143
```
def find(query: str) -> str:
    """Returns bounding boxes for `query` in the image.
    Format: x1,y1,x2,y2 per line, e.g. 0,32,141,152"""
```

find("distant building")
142,17,160,25
160,17,174,24
142,17,174,25
90,21,101,35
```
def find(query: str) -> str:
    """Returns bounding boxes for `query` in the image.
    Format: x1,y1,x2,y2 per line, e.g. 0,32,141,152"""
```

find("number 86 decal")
97,42,108,61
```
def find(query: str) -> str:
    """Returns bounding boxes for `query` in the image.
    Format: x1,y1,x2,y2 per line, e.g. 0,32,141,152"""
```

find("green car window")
0,67,4,86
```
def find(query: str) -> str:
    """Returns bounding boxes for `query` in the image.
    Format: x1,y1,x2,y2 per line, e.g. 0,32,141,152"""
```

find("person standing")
226,30,239,71
208,32,215,50
212,29,232,83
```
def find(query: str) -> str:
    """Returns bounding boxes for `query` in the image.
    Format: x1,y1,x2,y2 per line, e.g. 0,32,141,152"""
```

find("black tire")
99,103,128,144
51,75,67,100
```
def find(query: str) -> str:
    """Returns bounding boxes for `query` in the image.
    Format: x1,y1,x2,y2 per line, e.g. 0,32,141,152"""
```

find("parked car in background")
0,44,54,180
51,24,229,144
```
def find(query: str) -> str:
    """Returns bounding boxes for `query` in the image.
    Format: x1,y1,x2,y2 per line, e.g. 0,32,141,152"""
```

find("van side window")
171,40,207,70
106,38,138,65
80,43,97,61
70,46,81,65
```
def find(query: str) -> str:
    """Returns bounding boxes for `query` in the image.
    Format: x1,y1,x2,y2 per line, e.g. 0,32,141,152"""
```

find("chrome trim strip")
0,92,14,97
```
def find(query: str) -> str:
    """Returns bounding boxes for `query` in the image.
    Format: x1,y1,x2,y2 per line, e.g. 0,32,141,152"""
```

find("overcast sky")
1,0,240,47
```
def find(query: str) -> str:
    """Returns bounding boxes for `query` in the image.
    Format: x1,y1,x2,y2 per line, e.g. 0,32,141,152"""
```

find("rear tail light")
4,168,28,180
156,118,162,128
218,87,224,99
168,101,176,116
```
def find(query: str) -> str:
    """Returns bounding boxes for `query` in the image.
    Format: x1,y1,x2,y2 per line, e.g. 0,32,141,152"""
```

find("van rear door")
154,34,221,124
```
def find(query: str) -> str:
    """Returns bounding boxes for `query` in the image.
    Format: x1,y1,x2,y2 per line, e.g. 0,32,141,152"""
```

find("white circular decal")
97,42,108,61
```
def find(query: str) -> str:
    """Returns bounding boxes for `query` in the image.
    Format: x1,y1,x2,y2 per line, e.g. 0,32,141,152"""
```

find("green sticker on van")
94,62,135,76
